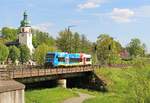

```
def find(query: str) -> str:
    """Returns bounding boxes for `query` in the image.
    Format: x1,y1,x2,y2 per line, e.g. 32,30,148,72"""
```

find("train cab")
82,54,92,65
45,52,68,67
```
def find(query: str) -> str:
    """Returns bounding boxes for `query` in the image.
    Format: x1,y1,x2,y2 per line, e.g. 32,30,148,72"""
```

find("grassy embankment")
25,87,78,103
80,61,150,103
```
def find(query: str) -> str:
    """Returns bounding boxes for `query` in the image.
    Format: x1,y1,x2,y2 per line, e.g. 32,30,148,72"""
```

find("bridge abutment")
0,80,25,103
57,79,67,88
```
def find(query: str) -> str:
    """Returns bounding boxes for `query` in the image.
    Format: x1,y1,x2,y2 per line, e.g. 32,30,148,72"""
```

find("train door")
65,57,69,65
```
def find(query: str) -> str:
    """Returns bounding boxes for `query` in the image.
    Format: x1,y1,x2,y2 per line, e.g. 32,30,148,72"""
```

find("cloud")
109,5,150,23
32,22,54,32
77,0,105,10
110,8,135,23
90,5,150,23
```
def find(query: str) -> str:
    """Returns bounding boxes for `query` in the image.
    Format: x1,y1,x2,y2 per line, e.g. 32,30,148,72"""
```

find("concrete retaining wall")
0,80,25,103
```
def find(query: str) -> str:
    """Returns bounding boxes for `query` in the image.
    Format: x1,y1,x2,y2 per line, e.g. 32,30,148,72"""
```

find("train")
45,52,92,67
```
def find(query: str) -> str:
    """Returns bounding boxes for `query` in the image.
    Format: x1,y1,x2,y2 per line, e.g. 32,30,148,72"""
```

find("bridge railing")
1,66,94,79
0,69,11,80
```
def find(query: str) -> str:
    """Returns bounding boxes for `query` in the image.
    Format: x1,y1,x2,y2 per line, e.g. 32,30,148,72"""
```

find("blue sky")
0,0,150,52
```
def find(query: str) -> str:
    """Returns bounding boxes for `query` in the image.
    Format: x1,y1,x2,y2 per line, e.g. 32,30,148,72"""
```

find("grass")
81,64,150,103
25,87,78,103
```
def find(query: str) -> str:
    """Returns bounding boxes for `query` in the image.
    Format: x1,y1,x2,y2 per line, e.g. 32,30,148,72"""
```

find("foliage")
72,32,80,53
0,38,8,44
8,46,20,63
56,29,92,53
25,87,78,103
0,43,9,64
129,71,150,103
33,43,56,65
19,45,30,64
56,29,73,52
81,63,150,103
96,34,122,65
1,27,18,41
80,34,92,53
32,29,55,48
126,38,146,57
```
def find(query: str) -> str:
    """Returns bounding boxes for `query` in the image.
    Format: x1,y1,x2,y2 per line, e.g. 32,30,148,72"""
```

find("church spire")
20,10,30,27
19,11,34,54
23,10,28,20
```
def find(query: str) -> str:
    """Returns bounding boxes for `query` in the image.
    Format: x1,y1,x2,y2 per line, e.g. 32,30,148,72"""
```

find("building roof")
20,11,30,27
5,39,20,46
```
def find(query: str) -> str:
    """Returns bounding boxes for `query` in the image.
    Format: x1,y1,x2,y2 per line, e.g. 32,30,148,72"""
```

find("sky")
0,0,150,52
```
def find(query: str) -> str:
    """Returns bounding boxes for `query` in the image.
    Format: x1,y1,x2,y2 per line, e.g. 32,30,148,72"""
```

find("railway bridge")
0,65,96,87
0,65,103,103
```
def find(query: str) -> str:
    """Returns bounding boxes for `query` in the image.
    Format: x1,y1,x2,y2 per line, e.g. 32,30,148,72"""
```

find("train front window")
86,58,91,61
58,57,65,62
46,54,55,59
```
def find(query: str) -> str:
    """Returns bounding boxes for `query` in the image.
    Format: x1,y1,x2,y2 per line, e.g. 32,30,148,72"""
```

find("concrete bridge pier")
0,80,25,103
57,79,67,88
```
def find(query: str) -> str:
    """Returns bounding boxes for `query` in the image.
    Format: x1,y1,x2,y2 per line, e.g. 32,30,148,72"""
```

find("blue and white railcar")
45,52,68,67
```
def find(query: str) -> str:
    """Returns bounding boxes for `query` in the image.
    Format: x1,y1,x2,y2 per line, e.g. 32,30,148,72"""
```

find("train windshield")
46,54,55,59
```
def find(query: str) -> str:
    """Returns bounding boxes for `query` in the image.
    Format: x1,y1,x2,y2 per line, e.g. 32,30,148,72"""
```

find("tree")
19,45,30,64
91,42,99,64
96,34,122,65
72,32,80,53
56,30,92,53
9,46,20,64
32,29,55,48
56,29,73,52
126,38,146,57
80,34,92,53
1,27,18,41
33,43,56,65
0,43,9,64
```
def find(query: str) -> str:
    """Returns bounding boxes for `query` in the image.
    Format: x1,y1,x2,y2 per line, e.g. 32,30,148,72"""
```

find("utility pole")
67,25,76,53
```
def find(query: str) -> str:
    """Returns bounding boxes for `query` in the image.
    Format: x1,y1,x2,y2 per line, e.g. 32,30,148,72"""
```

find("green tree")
32,29,55,48
72,32,80,53
1,27,18,41
0,43,9,64
9,46,20,64
91,42,98,64
0,38,8,44
56,29,73,52
126,38,146,57
80,34,92,53
56,30,92,53
96,34,122,65
19,45,30,64
33,43,56,65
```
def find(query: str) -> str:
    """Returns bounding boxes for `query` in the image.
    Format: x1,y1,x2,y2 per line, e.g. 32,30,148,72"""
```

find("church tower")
19,11,34,54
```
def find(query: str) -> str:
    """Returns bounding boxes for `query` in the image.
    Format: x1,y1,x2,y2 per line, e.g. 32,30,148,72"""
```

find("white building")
19,11,34,54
